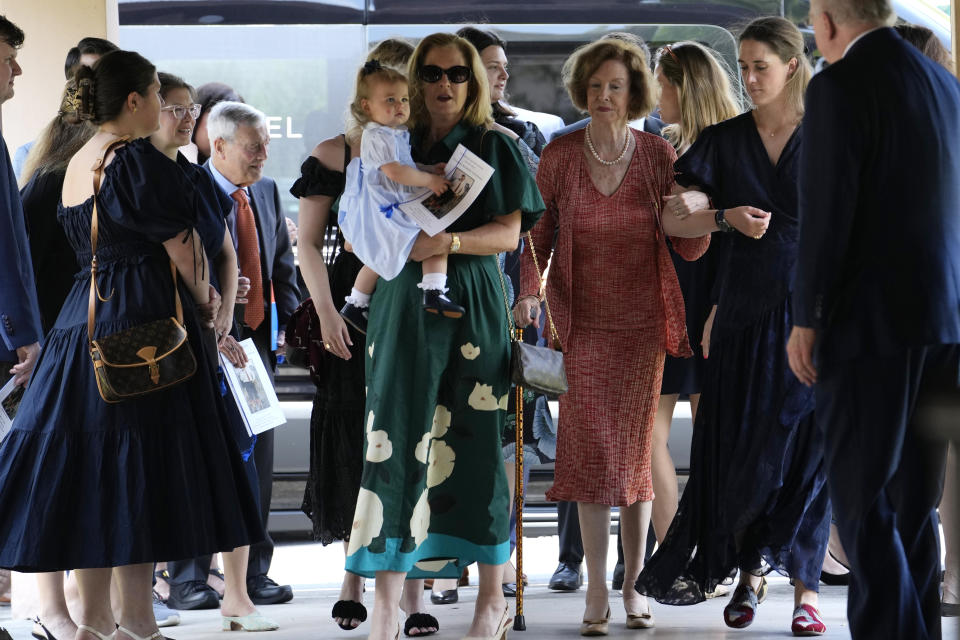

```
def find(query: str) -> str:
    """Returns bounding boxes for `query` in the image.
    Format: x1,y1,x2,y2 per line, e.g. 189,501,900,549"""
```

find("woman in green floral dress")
344,32,544,640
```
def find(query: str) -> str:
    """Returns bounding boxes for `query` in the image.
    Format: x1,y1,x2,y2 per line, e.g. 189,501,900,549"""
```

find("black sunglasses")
418,65,472,84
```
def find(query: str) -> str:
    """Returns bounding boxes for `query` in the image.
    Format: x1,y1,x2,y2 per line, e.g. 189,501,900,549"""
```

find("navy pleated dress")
636,112,831,604
0,139,263,571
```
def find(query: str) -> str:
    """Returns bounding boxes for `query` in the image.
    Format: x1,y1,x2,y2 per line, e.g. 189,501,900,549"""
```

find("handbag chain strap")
495,231,563,351
523,231,562,351
87,136,184,343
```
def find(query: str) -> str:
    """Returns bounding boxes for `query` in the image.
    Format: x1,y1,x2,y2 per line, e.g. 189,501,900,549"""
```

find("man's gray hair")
822,0,894,25
206,101,267,143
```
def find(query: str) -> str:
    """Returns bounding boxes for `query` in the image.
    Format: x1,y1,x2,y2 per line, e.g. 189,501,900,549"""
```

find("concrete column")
953,0,959,77
0,0,118,151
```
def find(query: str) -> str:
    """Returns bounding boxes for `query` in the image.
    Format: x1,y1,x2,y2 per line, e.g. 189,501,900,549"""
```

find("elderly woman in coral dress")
513,36,751,634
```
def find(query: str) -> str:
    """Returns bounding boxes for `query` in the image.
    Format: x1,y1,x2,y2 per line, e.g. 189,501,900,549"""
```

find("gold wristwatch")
449,233,461,253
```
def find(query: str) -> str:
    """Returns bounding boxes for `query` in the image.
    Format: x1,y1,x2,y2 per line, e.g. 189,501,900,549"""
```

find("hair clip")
362,59,384,75
662,44,681,65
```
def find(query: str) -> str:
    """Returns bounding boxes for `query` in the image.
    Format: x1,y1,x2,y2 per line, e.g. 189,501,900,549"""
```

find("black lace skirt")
300,250,367,545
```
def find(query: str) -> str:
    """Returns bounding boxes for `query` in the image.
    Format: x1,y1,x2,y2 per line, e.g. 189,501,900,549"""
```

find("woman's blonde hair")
561,37,659,121
654,41,741,152
345,62,408,146
407,32,492,131
739,17,812,116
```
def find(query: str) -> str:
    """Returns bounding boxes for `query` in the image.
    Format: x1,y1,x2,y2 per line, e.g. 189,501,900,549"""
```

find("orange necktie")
232,189,264,330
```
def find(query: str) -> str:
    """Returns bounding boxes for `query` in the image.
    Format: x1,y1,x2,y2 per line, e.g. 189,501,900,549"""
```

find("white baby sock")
345,288,371,308
418,273,447,292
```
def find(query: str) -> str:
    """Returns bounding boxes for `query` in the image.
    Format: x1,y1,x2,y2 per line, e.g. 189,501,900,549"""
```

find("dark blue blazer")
548,115,665,142
795,28,960,364
0,135,42,361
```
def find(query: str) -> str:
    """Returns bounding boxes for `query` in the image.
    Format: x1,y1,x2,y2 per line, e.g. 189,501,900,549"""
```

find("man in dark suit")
165,101,299,610
0,16,41,392
789,1,960,637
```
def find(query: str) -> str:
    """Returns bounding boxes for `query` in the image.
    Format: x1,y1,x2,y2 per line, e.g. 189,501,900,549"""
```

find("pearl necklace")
585,124,630,166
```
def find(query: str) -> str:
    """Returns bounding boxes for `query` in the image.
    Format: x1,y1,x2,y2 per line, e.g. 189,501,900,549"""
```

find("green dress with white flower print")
344,122,544,579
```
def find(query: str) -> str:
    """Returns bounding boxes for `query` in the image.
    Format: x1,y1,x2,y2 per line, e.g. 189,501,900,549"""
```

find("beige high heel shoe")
462,605,511,640
77,625,116,640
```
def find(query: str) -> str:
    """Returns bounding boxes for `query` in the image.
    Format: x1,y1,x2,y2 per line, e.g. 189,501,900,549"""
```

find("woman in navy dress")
649,41,741,547
635,18,831,637
0,51,261,640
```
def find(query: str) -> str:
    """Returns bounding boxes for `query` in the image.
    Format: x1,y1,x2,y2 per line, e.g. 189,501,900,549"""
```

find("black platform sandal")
403,613,439,637
331,600,367,631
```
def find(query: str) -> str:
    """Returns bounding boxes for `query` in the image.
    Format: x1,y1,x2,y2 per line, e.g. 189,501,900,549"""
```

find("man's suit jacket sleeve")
794,72,862,328
0,141,42,353
268,181,299,326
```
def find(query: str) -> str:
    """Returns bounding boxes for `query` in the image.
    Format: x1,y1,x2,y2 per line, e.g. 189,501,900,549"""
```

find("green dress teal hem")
343,120,544,579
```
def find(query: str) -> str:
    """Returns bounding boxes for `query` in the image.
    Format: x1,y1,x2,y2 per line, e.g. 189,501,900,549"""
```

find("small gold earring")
133,106,138,113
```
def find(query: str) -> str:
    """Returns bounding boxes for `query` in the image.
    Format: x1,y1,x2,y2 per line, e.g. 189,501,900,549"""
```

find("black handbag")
87,136,197,403
497,232,568,399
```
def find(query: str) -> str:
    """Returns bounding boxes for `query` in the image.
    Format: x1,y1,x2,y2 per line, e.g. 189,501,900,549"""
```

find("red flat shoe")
723,577,766,629
791,604,826,636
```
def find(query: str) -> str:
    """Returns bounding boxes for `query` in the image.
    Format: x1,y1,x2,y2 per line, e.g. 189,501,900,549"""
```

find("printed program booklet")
219,338,286,436
0,376,24,443
398,143,495,236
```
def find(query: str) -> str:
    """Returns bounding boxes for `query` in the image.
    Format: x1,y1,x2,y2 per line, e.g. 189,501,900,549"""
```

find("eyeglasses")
418,65,472,84
161,103,202,120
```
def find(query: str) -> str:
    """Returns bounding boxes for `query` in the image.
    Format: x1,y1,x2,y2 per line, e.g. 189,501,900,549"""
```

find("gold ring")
754,234,762,239
324,342,331,349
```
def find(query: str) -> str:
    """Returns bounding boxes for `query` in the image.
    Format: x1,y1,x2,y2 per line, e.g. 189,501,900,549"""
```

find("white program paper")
0,377,23,443
219,338,287,436
398,144,495,236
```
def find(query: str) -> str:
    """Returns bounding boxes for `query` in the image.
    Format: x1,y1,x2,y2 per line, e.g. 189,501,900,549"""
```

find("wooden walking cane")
513,326,526,631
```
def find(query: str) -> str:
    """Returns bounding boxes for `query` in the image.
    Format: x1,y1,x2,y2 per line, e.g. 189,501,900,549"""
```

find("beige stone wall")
0,0,118,151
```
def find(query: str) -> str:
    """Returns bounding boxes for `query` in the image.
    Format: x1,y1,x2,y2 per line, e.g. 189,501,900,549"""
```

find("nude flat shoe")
580,607,610,636
625,599,655,629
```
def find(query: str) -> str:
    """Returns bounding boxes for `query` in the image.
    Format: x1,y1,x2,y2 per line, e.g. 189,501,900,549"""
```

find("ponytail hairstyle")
738,17,812,116
654,41,741,153
67,50,156,125
345,59,408,146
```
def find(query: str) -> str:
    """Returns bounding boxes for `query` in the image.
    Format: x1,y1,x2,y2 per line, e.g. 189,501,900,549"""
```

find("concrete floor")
1,536,957,640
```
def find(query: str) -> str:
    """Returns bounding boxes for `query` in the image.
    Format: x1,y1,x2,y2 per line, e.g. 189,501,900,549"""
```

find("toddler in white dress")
337,61,464,333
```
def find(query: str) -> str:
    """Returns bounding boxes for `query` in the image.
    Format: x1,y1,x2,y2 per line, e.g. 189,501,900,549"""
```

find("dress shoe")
611,562,625,590
422,290,465,318
165,580,220,611
549,562,583,591
430,586,458,605
246,574,293,605
339,302,368,334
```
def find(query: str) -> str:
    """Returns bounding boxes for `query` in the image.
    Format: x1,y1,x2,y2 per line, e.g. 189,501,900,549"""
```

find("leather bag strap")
87,136,184,343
